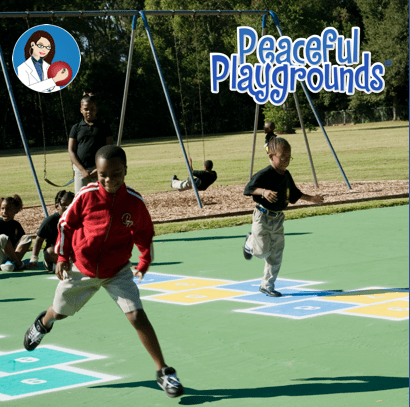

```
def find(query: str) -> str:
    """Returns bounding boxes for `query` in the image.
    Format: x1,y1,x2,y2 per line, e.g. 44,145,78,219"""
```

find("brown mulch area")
16,180,409,236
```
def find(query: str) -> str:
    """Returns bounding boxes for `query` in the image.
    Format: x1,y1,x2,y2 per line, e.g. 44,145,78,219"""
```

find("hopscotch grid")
233,306,351,320
336,310,409,321
0,366,120,401
0,346,121,401
0,345,108,377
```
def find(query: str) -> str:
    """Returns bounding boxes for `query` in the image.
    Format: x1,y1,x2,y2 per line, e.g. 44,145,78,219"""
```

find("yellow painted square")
344,300,409,320
149,288,247,304
325,292,408,305
142,278,226,292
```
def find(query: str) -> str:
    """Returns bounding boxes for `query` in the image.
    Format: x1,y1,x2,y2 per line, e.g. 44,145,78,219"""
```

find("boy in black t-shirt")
30,191,74,272
171,158,217,191
243,137,323,297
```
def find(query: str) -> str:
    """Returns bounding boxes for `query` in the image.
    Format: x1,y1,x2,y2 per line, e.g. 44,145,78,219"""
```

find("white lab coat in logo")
17,58,61,93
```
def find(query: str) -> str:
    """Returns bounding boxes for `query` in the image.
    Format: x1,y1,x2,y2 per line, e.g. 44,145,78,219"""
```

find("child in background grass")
30,190,74,272
24,145,184,399
0,195,32,272
243,137,324,297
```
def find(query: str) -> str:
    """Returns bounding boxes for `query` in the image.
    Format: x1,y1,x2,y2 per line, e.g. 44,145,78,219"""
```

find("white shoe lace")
28,324,45,345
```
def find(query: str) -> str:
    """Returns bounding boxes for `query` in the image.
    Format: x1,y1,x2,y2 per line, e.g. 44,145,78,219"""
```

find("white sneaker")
157,367,184,398
1,261,15,272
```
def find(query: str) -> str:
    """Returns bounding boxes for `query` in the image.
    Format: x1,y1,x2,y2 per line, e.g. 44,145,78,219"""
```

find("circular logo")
384,59,392,67
12,24,81,93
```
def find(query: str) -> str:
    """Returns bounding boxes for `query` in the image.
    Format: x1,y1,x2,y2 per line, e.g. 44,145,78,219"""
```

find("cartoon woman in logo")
16,30,69,93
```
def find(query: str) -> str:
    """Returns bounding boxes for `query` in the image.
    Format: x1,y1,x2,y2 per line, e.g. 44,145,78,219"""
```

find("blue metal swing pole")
139,11,203,209
0,44,49,217
117,14,138,147
249,14,267,180
268,11,351,190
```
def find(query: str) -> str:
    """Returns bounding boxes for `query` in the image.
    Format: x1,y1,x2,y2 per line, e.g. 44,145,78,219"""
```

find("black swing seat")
44,177,74,188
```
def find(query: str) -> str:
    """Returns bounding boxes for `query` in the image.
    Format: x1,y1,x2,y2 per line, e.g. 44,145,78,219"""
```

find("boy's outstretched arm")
131,199,155,280
300,193,324,204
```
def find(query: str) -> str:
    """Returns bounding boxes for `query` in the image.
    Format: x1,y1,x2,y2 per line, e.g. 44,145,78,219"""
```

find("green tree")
350,0,409,120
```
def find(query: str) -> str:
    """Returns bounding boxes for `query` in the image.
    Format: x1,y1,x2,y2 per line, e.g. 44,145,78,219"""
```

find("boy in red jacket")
23,145,184,399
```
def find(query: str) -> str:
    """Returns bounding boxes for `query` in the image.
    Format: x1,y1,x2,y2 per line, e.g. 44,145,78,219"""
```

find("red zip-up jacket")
55,182,154,279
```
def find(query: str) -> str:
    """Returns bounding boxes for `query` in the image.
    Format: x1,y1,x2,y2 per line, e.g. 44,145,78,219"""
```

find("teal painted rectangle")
0,367,100,397
0,348,88,374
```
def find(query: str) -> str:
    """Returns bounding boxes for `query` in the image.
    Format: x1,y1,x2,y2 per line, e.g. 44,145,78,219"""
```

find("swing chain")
36,93,48,180
172,16,190,156
193,15,206,161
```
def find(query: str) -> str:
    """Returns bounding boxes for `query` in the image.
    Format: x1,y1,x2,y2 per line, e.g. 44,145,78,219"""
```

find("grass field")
0,121,408,207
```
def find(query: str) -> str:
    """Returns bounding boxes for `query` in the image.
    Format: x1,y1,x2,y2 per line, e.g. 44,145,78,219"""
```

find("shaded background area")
1,0,408,149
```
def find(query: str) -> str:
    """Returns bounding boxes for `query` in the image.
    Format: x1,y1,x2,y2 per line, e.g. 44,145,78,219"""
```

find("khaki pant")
171,177,201,191
73,164,97,194
0,234,32,264
247,208,285,291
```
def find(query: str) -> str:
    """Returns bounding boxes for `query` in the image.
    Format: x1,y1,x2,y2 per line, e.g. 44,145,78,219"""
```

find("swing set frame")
0,9,351,216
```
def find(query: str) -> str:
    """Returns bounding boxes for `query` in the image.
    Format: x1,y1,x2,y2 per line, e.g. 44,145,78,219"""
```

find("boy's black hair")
264,121,275,133
95,145,127,166
1,194,23,213
54,190,75,209
267,137,291,155
204,160,213,170
81,92,97,106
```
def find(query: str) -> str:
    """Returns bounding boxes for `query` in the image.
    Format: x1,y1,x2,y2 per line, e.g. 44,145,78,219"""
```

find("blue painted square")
220,280,262,293
250,299,356,318
0,367,101,397
134,272,182,286
221,279,315,293
230,288,333,304
0,348,88,374
274,279,316,289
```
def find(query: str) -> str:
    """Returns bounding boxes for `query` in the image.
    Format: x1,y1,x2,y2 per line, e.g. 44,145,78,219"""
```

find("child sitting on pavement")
243,137,324,297
30,190,75,272
171,157,217,191
0,195,32,272
23,145,184,399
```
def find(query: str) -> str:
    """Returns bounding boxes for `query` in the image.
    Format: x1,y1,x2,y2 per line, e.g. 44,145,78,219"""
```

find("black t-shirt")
69,119,113,169
37,212,61,249
244,165,302,211
0,218,25,248
264,131,277,149
193,170,217,191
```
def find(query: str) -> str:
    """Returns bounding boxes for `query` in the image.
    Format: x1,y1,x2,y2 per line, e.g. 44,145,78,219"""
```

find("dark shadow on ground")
0,298,35,302
325,288,409,296
91,375,409,404
277,288,408,299
0,270,50,279
131,262,183,267
155,233,311,243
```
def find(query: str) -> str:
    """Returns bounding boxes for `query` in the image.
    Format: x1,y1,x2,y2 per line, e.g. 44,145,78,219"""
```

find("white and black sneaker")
243,232,253,260
157,366,184,398
24,311,52,351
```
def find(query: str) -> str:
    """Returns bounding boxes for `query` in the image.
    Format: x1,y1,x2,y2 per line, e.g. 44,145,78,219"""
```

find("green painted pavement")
0,206,408,406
